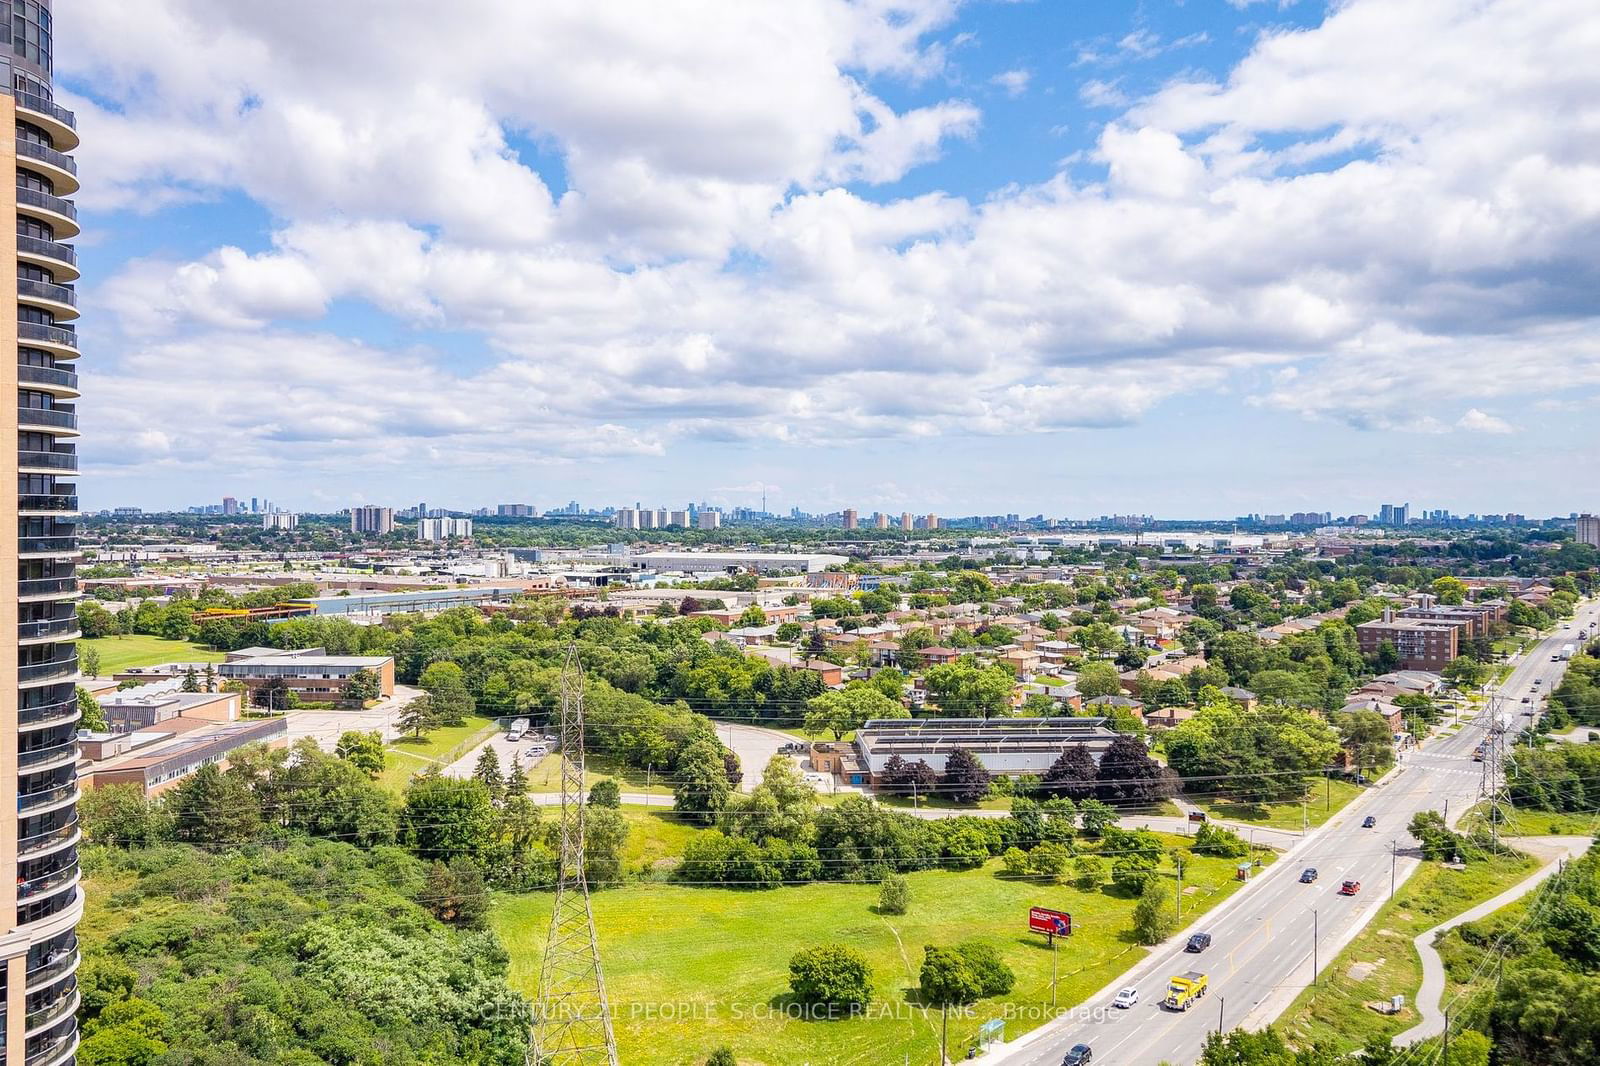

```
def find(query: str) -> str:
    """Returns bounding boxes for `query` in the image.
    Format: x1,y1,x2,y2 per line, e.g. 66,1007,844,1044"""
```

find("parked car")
1185,933,1212,953
1113,987,1139,1009
1299,867,1319,884
1063,1044,1093,1066
1362,815,1377,828
1340,880,1362,896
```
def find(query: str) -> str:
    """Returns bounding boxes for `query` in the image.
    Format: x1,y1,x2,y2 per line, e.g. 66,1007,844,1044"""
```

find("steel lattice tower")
532,646,619,1066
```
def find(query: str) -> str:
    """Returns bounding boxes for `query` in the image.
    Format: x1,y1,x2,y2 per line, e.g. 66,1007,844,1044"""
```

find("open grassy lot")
1280,851,1536,1052
79,634,226,675
375,715,498,793
495,837,1267,1066
1192,776,1364,831
1466,804,1600,838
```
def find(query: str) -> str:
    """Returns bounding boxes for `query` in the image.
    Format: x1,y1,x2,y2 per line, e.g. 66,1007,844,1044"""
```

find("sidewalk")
1391,835,1593,1047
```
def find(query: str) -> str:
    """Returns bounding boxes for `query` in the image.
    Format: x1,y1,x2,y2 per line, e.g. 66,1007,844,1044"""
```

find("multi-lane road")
994,599,1600,1066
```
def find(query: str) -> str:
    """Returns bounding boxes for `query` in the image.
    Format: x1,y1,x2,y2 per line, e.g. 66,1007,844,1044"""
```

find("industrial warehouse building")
850,717,1120,784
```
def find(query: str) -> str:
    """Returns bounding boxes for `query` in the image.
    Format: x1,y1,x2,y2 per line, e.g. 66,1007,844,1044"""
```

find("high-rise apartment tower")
7,3,87,1061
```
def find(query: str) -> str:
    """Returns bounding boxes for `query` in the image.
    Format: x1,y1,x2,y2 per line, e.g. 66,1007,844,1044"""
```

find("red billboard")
1029,907,1071,937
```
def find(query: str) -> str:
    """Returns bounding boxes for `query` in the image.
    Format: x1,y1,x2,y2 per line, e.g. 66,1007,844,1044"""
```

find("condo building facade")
5,2,86,1062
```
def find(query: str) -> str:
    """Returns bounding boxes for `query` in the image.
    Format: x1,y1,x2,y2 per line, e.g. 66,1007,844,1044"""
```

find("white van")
507,717,530,742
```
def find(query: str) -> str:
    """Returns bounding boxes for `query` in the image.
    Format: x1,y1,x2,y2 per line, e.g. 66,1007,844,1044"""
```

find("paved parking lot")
283,684,422,749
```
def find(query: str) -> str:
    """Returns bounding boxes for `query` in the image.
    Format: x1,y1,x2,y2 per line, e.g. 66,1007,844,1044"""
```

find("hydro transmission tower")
1477,693,1511,848
532,646,619,1066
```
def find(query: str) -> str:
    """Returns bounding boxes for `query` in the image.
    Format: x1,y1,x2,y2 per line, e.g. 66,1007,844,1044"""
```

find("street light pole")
1313,909,1319,986
1217,995,1225,1035
1390,840,1397,900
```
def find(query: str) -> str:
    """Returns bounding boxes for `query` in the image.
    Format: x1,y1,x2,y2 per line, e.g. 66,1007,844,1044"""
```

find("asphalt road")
990,599,1600,1066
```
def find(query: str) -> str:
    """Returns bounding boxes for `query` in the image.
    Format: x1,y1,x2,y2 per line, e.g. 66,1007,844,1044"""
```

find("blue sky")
55,0,1600,517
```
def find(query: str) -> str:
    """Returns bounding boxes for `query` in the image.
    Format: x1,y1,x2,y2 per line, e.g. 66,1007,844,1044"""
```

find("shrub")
878,876,910,916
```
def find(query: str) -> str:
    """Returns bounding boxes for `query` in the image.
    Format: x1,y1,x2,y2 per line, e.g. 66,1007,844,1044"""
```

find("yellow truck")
1163,971,1209,1011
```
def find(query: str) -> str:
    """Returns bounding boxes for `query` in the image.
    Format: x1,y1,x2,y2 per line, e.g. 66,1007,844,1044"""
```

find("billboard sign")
1029,906,1071,937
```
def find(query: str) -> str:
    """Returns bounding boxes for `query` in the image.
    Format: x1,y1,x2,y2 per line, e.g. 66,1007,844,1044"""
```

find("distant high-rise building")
263,513,299,531
638,509,658,530
9,14,89,1056
873,512,889,530
496,503,536,517
925,513,940,530
614,508,640,530
697,510,721,531
222,496,238,515
842,509,858,530
668,510,690,528
901,512,914,531
350,506,395,535
417,517,473,542
1578,514,1600,549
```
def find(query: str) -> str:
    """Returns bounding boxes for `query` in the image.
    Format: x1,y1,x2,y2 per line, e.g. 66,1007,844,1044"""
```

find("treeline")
1546,639,1600,730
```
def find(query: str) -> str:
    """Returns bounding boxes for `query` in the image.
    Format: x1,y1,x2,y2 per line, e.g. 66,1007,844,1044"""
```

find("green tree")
706,1049,737,1066
878,875,910,915
788,944,873,1010
397,693,439,740
919,945,981,1065
81,643,103,678
1028,842,1071,881
419,661,474,725
77,684,108,731
590,778,622,808
1431,576,1469,605
736,604,768,628
804,682,905,740
1072,854,1106,891
505,756,529,796
1132,876,1177,944
1076,661,1124,699
334,729,386,778
924,661,1016,718
1338,710,1396,768
421,858,490,928
674,737,733,824
940,747,991,805
181,667,200,693
169,763,261,846
345,667,382,704
401,771,495,862
1042,744,1099,800
473,746,505,801
955,940,1015,996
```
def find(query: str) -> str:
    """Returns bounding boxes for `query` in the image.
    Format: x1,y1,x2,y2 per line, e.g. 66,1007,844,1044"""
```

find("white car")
1113,987,1139,1009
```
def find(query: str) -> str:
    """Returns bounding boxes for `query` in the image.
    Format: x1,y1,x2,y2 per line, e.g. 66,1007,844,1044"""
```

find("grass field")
375,715,498,793
1465,803,1600,838
1280,851,1536,1052
79,634,226,675
1192,777,1364,831
495,837,1267,1065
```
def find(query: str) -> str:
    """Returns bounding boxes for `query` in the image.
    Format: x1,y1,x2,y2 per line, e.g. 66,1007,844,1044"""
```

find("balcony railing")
15,139,77,177
15,408,76,431
18,699,80,731
17,278,77,309
17,578,76,598
24,1026,77,1066
18,618,79,642
16,365,77,390
14,92,76,131
18,819,79,860
17,659,77,685
24,941,77,985
15,234,77,268
17,450,78,472
14,187,76,223
24,984,76,1035
17,783,77,813
17,860,78,902
17,322,78,351
17,496,78,513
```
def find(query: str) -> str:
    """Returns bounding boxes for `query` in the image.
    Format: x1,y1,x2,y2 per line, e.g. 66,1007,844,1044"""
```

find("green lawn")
1465,803,1600,838
375,715,498,793
1280,851,1536,1052
1193,777,1364,831
495,838,1267,1066
79,634,226,675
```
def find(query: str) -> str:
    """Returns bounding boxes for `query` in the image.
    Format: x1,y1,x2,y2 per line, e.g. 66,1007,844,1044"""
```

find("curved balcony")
18,782,79,816
16,408,78,436
15,139,78,195
14,92,79,152
17,278,78,321
17,364,79,397
24,940,78,988
18,820,80,863
18,698,80,730
18,857,79,899
14,186,79,239
25,1025,78,1066
19,617,80,643
17,321,80,357
17,449,78,473
17,577,77,601
18,658,78,687
24,984,77,1038
15,234,79,282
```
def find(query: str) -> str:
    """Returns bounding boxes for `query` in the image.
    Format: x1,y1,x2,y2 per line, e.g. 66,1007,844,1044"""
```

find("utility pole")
1217,995,1225,1036
532,646,620,1066
1051,938,1059,1007
1390,839,1397,900
1443,1006,1451,1065
1176,855,1185,920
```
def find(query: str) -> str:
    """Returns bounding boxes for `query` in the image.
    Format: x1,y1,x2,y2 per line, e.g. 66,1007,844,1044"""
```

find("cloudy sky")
59,0,1600,517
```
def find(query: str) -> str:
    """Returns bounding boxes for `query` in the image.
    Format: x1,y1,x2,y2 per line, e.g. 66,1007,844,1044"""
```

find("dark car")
1185,933,1212,953
1063,1044,1093,1066
1361,815,1377,828
1300,867,1318,883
